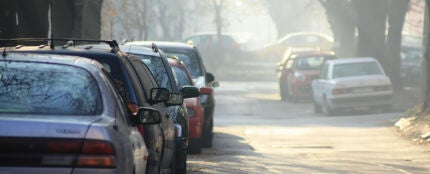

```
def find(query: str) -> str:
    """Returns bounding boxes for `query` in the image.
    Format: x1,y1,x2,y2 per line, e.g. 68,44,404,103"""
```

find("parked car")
120,45,197,173
183,32,249,70
262,32,334,60
125,41,219,147
277,51,336,102
277,47,330,101
0,52,162,174
312,58,393,115
168,57,213,154
6,39,179,174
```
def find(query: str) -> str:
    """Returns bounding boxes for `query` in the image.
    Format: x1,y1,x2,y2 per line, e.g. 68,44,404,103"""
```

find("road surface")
187,81,430,174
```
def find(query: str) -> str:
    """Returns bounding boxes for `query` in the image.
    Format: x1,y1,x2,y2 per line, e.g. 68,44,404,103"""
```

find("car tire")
280,82,288,101
202,119,213,148
175,146,187,174
188,138,202,154
314,101,322,113
322,98,335,116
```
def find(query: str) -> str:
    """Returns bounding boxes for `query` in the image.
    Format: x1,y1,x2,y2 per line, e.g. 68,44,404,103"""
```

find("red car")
168,57,213,154
278,51,336,102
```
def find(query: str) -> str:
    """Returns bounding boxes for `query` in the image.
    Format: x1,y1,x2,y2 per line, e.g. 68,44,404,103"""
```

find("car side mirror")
150,88,170,104
206,72,215,83
136,107,161,124
210,81,220,88
181,85,200,98
200,87,213,95
166,93,184,106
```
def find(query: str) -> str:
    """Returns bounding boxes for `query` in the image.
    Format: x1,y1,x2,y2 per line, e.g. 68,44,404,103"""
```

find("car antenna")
49,0,54,49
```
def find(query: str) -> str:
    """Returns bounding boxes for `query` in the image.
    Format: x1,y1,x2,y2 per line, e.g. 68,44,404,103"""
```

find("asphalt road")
187,81,430,174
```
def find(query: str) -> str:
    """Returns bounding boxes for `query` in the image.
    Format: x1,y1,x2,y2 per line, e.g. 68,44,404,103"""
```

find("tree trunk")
212,0,224,62
423,0,430,110
386,0,409,91
319,0,356,57
352,0,389,65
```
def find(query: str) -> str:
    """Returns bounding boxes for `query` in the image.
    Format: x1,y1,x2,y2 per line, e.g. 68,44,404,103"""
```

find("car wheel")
175,146,187,174
314,101,322,113
322,98,335,116
202,119,214,147
188,138,202,154
280,82,288,101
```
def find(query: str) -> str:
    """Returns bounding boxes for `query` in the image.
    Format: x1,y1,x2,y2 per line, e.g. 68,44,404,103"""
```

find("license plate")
351,87,373,93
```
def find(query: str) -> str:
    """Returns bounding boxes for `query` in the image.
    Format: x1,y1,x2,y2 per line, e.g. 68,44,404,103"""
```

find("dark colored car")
5,39,179,174
168,57,213,154
277,49,336,102
0,52,161,174
125,41,219,147
120,45,197,173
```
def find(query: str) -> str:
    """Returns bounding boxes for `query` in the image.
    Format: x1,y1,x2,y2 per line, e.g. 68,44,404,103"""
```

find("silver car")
0,53,161,174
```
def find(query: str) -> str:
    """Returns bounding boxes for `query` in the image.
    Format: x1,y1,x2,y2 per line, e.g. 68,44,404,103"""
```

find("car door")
313,62,330,104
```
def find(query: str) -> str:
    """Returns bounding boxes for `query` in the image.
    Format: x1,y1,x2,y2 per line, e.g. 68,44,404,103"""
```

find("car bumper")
291,83,313,99
329,94,392,109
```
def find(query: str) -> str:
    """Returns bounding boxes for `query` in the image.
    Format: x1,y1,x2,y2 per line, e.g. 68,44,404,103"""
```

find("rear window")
0,61,102,115
296,56,335,70
332,61,383,79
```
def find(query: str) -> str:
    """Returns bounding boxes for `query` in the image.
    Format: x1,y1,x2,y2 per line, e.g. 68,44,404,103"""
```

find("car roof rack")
0,38,120,50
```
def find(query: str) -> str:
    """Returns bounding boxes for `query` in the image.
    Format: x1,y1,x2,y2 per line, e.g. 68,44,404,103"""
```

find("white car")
312,57,393,115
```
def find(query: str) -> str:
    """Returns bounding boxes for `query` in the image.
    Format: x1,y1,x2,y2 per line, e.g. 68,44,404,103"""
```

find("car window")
130,53,172,90
332,61,383,79
171,66,192,88
165,51,203,78
296,56,335,70
0,61,101,115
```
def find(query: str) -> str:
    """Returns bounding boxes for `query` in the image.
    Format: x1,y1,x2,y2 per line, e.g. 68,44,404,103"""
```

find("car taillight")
0,138,116,168
128,103,139,115
374,85,392,91
332,88,349,95
76,140,116,168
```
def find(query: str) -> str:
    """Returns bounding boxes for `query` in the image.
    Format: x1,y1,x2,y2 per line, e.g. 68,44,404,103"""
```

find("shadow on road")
187,132,266,173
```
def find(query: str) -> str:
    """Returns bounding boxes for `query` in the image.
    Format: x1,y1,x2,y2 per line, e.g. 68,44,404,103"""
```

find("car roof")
279,32,334,42
327,57,377,64
119,45,159,57
167,57,183,67
1,52,102,69
125,41,195,50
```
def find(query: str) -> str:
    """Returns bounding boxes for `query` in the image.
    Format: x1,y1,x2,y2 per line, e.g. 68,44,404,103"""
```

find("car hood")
333,75,391,88
0,115,101,139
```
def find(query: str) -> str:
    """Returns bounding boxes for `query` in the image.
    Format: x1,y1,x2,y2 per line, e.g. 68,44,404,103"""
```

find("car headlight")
186,108,195,117
294,71,306,81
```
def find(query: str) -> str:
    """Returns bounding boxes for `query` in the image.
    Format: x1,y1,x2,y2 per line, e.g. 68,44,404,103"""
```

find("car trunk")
0,115,101,170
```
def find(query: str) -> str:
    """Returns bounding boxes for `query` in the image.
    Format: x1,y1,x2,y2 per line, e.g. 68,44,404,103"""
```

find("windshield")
130,53,172,90
171,66,192,88
333,61,383,78
165,51,203,78
0,61,101,115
